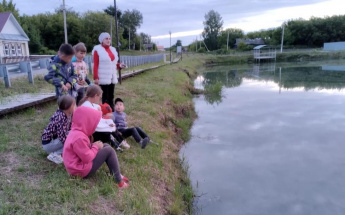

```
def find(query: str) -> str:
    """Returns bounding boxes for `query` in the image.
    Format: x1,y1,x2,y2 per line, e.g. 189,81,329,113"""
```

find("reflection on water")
183,61,345,215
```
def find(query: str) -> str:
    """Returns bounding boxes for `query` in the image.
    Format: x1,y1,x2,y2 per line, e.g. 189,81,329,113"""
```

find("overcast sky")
12,0,345,47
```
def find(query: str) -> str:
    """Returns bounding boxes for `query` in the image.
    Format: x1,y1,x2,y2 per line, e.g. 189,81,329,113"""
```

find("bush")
39,46,57,55
197,47,206,53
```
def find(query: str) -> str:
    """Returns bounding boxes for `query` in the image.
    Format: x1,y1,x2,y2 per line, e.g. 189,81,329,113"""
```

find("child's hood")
71,106,101,136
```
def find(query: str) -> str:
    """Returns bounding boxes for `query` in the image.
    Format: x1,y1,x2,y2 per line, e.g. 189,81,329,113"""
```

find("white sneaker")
47,152,63,164
120,140,130,149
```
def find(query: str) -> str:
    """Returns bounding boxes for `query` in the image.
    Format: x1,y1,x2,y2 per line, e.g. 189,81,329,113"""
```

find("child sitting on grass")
79,85,128,151
113,98,150,149
41,95,76,164
44,44,78,99
63,106,129,189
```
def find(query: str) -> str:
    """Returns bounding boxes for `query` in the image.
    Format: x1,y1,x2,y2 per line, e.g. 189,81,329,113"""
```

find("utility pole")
169,31,172,64
110,18,112,41
195,37,197,52
280,22,285,53
62,0,68,43
227,30,230,51
128,27,130,50
113,0,121,84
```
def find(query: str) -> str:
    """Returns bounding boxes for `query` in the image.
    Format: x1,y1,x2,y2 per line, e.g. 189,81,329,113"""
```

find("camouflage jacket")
44,55,78,98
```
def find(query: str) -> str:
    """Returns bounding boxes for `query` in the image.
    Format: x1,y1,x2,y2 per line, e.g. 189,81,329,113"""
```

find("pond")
180,61,345,215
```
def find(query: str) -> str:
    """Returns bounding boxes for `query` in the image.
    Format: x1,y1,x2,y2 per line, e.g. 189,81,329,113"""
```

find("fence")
83,54,165,74
1,54,166,87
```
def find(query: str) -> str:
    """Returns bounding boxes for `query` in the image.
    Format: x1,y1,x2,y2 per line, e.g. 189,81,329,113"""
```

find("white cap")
98,32,111,44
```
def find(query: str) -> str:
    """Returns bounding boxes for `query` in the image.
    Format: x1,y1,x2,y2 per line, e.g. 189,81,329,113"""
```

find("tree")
218,28,243,49
140,32,151,44
176,40,182,46
0,0,20,20
202,10,223,51
103,5,122,20
120,9,143,44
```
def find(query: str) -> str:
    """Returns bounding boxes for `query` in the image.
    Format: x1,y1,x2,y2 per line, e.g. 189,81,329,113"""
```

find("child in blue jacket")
44,44,78,98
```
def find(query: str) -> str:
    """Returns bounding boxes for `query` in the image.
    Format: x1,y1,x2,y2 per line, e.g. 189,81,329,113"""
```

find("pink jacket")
63,106,102,177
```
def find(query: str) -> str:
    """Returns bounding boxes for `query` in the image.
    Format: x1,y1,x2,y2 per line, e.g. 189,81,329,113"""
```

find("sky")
12,0,345,48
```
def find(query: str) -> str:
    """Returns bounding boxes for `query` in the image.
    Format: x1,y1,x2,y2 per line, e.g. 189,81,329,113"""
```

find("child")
41,95,76,164
63,106,129,189
72,42,91,104
113,98,150,149
79,85,128,151
44,44,78,99
100,103,130,150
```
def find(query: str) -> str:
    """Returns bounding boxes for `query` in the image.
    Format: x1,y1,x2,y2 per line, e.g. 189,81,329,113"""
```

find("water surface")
181,61,345,215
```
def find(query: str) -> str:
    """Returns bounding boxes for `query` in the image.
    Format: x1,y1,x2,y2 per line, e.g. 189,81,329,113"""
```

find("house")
0,12,30,63
234,38,265,48
157,45,164,51
143,43,153,51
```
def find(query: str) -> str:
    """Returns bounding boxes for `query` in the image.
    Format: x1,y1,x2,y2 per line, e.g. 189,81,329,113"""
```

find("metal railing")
1,53,166,87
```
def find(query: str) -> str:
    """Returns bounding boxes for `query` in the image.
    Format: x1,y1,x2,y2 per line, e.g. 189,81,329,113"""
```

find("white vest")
92,45,118,85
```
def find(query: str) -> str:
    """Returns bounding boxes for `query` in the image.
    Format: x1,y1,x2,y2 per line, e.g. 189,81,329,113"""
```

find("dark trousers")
100,84,115,111
85,144,122,182
93,131,124,146
118,127,148,143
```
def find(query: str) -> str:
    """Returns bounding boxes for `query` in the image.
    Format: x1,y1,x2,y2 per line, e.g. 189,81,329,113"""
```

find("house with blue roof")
0,12,30,63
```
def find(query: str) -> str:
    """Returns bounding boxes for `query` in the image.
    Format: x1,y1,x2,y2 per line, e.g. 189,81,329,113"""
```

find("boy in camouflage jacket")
45,44,78,98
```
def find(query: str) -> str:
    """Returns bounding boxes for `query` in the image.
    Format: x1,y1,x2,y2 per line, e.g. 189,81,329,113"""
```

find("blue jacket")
113,111,128,129
44,55,78,98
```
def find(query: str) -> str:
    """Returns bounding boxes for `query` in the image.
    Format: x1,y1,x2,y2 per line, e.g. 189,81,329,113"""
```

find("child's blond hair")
74,42,87,53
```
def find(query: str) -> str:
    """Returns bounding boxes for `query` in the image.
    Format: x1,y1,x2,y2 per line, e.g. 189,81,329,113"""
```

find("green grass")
0,55,204,214
0,75,55,101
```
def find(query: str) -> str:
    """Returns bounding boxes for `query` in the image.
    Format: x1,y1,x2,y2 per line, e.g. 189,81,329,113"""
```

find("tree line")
1,0,155,54
188,10,345,52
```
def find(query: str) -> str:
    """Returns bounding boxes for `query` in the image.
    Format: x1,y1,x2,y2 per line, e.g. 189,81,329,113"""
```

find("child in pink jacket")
63,106,129,189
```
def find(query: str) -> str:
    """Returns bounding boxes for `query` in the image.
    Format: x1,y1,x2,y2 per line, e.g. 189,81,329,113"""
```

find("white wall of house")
0,13,30,59
0,41,29,57
1,19,22,35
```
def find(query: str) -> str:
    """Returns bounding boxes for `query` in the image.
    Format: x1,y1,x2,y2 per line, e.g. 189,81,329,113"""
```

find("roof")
236,38,265,46
0,12,11,32
157,46,164,49
253,45,267,50
0,12,29,41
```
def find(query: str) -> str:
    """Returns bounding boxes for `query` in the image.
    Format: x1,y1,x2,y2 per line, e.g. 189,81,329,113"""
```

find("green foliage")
0,0,19,20
244,15,345,47
237,41,250,51
218,28,244,49
197,47,206,53
202,10,223,51
176,39,182,47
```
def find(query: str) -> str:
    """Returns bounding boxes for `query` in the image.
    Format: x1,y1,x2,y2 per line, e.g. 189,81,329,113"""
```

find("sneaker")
118,181,130,189
115,146,123,152
121,174,129,183
47,152,63,164
140,137,149,149
119,140,130,149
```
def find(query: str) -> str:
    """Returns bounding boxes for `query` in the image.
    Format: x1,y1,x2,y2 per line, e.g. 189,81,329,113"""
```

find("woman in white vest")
92,32,119,111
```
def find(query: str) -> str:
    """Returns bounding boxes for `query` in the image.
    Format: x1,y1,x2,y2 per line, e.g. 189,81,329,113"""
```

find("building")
0,12,30,63
234,38,265,48
157,45,164,51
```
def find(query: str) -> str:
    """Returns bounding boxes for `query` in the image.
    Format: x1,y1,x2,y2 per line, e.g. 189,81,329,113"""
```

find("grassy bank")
0,55,203,214
203,50,345,65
